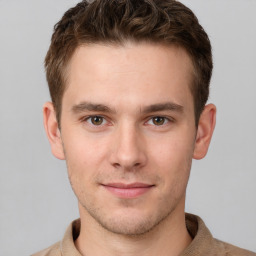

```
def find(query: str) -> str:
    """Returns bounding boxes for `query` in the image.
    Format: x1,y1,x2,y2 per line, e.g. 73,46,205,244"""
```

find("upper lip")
103,182,154,189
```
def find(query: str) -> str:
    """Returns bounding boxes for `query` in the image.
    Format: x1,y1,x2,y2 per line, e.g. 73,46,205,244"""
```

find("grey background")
0,0,255,255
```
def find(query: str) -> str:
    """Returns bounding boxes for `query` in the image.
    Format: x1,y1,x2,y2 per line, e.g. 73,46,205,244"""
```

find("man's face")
51,42,200,235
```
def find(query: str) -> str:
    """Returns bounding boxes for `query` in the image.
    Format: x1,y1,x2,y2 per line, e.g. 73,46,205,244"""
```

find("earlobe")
193,104,216,160
43,102,65,160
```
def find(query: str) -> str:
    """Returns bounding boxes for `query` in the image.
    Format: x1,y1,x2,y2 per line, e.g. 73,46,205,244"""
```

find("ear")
193,103,216,160
43,102,65,160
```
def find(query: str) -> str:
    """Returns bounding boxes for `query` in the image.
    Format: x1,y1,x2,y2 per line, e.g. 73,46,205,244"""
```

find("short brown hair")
45,0,212,126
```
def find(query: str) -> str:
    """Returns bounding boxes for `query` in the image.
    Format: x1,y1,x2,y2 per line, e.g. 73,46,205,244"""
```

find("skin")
44,42,216,256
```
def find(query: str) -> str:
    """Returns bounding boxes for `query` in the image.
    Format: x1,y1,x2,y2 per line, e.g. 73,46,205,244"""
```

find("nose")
110,122,147,170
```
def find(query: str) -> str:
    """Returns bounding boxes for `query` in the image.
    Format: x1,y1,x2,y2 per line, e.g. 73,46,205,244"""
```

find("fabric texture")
32,213,256,256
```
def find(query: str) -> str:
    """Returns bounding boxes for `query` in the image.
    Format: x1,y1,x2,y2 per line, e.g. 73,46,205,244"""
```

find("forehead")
64,42,195,111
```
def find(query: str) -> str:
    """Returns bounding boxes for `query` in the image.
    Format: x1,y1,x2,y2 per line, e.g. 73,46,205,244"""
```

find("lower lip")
103,186,153,198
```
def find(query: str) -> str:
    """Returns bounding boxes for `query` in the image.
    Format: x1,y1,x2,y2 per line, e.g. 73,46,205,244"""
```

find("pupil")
92,116,102,125
153,117,164,125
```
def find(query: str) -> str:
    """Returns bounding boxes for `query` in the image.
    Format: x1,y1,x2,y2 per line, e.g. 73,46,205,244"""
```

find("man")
33,0,256,255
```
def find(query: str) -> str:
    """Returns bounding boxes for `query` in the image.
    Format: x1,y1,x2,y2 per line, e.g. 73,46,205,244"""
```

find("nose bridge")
111,120,146,169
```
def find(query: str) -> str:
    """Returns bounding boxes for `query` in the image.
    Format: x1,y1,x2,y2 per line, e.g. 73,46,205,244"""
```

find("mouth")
101,182,155,198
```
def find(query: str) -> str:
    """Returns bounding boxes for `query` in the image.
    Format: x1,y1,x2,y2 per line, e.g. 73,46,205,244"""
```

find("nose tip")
112,154,143,169
110,126,147,170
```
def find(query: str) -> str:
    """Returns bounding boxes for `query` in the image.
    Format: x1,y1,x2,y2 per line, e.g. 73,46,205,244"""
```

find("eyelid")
79,114,174,127
145,116,174,126
81,115,108,126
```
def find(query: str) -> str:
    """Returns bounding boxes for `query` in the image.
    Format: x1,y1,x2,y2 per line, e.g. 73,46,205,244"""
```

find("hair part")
45,0,213,127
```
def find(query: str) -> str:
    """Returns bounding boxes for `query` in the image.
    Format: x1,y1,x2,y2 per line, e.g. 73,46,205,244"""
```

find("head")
43,0,216,237
45,0,212,127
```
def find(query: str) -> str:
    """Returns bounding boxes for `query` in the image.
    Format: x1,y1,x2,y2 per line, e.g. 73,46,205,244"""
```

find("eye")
147,116,169,126
86,116,106,126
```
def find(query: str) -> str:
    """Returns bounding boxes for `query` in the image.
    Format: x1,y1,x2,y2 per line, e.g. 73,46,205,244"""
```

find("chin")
85,205,175,236
101,217,155,236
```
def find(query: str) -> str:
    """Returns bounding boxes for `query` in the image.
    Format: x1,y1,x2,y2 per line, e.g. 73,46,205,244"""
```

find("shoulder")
31,241,61,256
214,239,256,256
184,213,255,256
31,219,81,256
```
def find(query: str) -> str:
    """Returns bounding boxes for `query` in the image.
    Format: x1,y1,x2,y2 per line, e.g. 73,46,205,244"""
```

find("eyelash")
83,116,107,126
82,115,173,127
146,116,171,126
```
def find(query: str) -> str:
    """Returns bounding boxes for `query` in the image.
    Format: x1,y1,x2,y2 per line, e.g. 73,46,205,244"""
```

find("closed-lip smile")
102,182,155,198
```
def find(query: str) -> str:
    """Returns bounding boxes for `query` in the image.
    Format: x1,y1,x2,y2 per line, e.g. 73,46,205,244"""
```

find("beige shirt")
32,213,256,256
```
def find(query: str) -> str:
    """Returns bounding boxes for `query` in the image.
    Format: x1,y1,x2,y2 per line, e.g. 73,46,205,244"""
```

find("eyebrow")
71,101,183,115
71,102,116,114
142,102,184,114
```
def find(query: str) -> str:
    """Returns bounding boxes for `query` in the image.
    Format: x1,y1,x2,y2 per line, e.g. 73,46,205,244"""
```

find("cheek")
62,132,110,181
63,126,109,159
64,139,105,200
147,131,194,188
148,130,194,165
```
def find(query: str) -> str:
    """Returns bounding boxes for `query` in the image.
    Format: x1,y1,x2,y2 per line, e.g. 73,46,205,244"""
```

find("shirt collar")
181,213,215,255
60,213,215,256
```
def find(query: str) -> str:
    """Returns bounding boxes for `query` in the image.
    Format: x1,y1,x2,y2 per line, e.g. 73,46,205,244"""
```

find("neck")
75,202,192,256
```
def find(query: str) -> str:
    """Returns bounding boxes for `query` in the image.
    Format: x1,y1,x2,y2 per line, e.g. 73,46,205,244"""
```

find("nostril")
112,162,141,169
113,162,121,168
